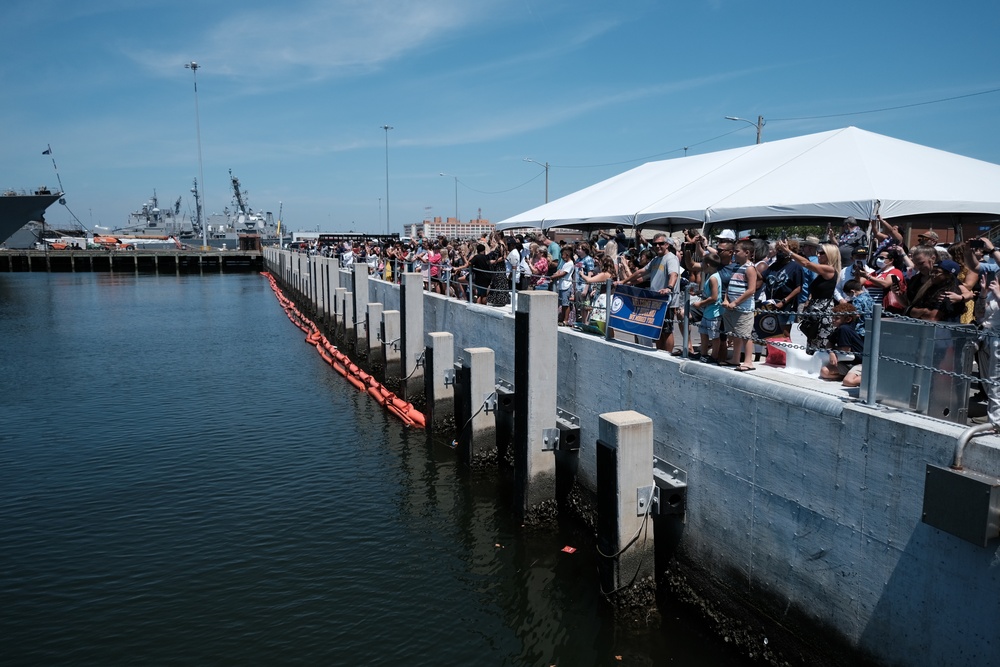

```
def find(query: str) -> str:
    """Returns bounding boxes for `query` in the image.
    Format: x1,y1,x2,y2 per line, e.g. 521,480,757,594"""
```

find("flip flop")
734,365,756,372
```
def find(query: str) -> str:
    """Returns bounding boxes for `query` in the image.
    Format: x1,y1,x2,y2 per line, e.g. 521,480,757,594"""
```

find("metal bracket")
415,351,425,369
495,379,515,415
652,456,688,517
554,408,581,452
443,368,456,387
482,392,498,414
541,428,560,451
637,485,660,516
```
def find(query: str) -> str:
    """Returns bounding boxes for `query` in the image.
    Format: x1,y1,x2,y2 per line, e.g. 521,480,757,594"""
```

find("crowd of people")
290,216,1000,415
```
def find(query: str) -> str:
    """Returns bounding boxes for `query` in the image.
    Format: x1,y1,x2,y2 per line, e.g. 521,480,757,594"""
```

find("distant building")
407,216,494,241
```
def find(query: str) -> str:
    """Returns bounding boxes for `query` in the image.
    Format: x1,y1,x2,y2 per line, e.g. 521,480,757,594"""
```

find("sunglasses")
652,241,668,247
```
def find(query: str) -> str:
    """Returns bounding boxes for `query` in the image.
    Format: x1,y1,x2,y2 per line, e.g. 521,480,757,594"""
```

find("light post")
378,197,382,233
725,115,765,144
523,158,549,203
185,61,207,248
439,173,458,221
381,125,393,234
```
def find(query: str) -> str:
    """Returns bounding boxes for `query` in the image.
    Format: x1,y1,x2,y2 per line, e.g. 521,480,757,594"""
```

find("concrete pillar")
297,254,306,298
353,263,369,355
334,287,346,334
596,411,656,594
367,303,384,366
327,257,339,327
512,290,558,520
316,257,327,323
381,310,401,383
346,291,356,343
400,273,425,400
458,347,496,463
423,332,454,430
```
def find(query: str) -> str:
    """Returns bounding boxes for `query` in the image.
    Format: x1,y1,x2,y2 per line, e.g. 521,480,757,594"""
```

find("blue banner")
608,285,671,338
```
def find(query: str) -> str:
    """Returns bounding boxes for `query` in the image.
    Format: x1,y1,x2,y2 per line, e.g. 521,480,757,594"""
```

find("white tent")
495,127,1000,232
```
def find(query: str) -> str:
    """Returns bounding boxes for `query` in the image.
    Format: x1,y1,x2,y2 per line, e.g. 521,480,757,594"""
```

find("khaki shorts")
722,309,753,339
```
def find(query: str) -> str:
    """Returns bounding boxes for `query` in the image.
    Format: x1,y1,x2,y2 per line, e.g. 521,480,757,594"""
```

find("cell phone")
970,239,986,250
891,274,900,287
780,229,787,241
854,261,865,272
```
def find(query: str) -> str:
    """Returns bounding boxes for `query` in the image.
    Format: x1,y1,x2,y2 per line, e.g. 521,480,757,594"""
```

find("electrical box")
922,463,1000,546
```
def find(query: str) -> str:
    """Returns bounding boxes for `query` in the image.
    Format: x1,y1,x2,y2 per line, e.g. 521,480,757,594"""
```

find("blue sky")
3,0,999,235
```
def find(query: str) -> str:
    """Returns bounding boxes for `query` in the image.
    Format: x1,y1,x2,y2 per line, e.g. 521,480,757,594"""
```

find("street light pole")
523,158,549,203
185,61,207,248
439,173,458,221
381,124,393,235
725,115,765,144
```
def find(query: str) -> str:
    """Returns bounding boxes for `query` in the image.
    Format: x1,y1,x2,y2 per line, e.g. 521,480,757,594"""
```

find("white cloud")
127,0,501,83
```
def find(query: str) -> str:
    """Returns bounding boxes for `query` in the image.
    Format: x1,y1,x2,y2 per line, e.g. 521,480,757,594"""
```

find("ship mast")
191,178,202,234
229,169,248,215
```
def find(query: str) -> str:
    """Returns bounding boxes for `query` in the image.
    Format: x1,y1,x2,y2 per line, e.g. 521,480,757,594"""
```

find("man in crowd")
618,232,679,351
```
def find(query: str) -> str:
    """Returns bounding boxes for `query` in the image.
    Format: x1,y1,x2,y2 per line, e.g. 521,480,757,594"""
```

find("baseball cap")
937,259,960,276
716,229,736,241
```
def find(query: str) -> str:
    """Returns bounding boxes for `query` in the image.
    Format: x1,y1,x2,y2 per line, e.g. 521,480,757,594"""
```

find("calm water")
0,272,748,666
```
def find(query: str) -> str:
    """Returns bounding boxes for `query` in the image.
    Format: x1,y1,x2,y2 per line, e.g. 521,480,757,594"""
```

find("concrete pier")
423,332,455,430
266,249,1000,667
400,273,425,400
1,250,265,274
596,411,656,594
513,290,558,519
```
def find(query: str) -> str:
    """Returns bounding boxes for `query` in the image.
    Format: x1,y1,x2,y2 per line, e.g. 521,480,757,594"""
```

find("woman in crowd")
530,243,551,290
946,242,980,324
580,255,619,327
861,246,907,313
777,240,841,352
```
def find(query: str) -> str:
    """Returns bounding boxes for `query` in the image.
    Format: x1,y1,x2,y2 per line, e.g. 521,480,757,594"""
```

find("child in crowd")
693,252,724,363
820,303,864,386
552,247,576,325
722,239,758,371
842,278,873,337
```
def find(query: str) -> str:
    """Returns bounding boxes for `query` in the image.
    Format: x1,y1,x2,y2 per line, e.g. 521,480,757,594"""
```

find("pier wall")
279,252,1000,665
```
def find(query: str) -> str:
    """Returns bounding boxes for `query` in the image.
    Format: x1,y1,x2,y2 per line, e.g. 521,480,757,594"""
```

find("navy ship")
0,187,63,246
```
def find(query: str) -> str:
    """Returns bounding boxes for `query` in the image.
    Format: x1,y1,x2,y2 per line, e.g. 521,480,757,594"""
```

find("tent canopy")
495,127,1000,232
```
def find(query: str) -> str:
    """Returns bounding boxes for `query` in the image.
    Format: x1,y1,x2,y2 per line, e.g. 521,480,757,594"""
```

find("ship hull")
0,192,63,245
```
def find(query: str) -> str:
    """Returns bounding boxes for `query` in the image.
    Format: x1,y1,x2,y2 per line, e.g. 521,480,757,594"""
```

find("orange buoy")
264,271,424,428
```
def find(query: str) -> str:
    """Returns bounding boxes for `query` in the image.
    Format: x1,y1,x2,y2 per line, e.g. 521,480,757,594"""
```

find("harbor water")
0,273,751,665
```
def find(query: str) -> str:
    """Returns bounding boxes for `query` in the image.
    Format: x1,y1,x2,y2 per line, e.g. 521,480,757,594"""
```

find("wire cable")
770,86,1000,122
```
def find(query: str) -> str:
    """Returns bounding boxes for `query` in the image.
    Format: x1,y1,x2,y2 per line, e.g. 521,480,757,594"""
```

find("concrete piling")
596,410,656,595
400,273,425,400
333,286,346,333
353,264,369,355
316,257,327,324
381,310,401,383
423,332,455,430
367,303,384,365
512,290,558,520
457,347,496,463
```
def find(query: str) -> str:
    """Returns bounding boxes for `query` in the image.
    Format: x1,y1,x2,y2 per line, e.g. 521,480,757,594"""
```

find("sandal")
734,365,756,372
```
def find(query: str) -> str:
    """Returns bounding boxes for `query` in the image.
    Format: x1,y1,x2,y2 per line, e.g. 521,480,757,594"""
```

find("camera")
970,239,986,250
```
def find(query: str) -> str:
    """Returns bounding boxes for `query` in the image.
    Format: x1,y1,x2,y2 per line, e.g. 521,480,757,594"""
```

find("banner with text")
608,285,670,338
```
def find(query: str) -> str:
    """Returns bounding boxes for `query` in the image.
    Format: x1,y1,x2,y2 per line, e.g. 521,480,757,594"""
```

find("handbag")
799,313,821,339
883,288,906,313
